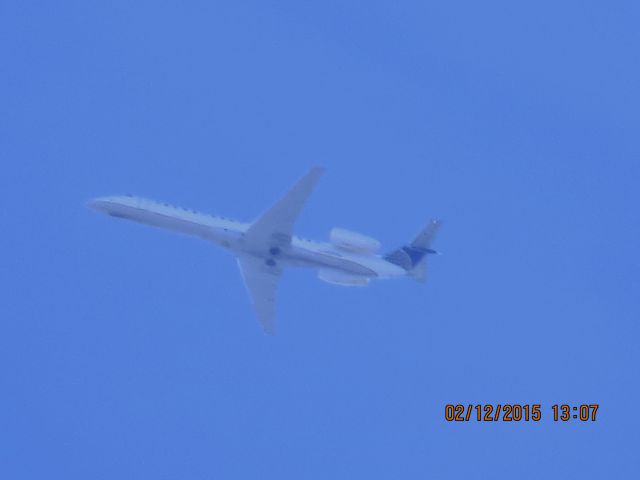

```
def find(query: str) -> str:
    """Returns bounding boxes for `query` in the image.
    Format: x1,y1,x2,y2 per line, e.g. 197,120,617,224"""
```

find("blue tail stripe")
385,245,436,270
402,246,429,266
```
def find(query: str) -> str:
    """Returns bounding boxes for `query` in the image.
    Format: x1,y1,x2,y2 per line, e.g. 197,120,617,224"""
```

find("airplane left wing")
237,255,282,334
244,167,324,252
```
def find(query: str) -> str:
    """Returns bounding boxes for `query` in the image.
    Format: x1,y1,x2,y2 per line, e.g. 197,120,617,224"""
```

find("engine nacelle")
318,269,370,286
329,228,381,254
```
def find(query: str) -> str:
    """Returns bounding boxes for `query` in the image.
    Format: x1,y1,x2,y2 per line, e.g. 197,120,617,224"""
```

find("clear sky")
2,1,639,478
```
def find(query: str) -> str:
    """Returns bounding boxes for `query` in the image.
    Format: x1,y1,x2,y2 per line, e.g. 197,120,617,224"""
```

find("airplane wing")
244,167,325,252
237,254,282,334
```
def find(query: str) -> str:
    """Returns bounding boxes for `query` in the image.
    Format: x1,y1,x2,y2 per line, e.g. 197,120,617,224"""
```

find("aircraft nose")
86,197,109,211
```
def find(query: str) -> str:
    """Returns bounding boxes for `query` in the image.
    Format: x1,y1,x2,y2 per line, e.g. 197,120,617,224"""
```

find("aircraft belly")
284,247,377,277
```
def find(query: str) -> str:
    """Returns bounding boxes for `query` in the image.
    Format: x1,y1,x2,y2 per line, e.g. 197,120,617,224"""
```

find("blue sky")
1,1,639,478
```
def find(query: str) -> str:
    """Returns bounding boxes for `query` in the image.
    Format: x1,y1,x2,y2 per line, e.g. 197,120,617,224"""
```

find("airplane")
88,167,441,334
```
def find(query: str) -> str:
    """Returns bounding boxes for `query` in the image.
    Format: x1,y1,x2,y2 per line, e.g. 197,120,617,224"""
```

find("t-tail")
384,219,442,282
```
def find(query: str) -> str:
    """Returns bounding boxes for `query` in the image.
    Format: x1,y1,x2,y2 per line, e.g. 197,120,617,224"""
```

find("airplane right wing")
237,254,282,334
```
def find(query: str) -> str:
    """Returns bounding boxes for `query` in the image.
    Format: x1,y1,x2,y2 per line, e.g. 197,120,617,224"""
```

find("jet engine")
318,269,370,286
329,228,381,254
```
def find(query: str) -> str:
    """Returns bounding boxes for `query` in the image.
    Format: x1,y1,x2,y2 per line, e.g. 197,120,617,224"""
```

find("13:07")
552,404,599,421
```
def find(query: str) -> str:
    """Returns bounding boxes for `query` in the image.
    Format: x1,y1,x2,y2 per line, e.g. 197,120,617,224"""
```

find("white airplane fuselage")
89,195,407,282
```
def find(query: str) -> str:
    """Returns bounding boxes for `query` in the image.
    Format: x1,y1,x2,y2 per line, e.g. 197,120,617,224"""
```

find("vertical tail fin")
384,219,442,281
410,219,442,252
